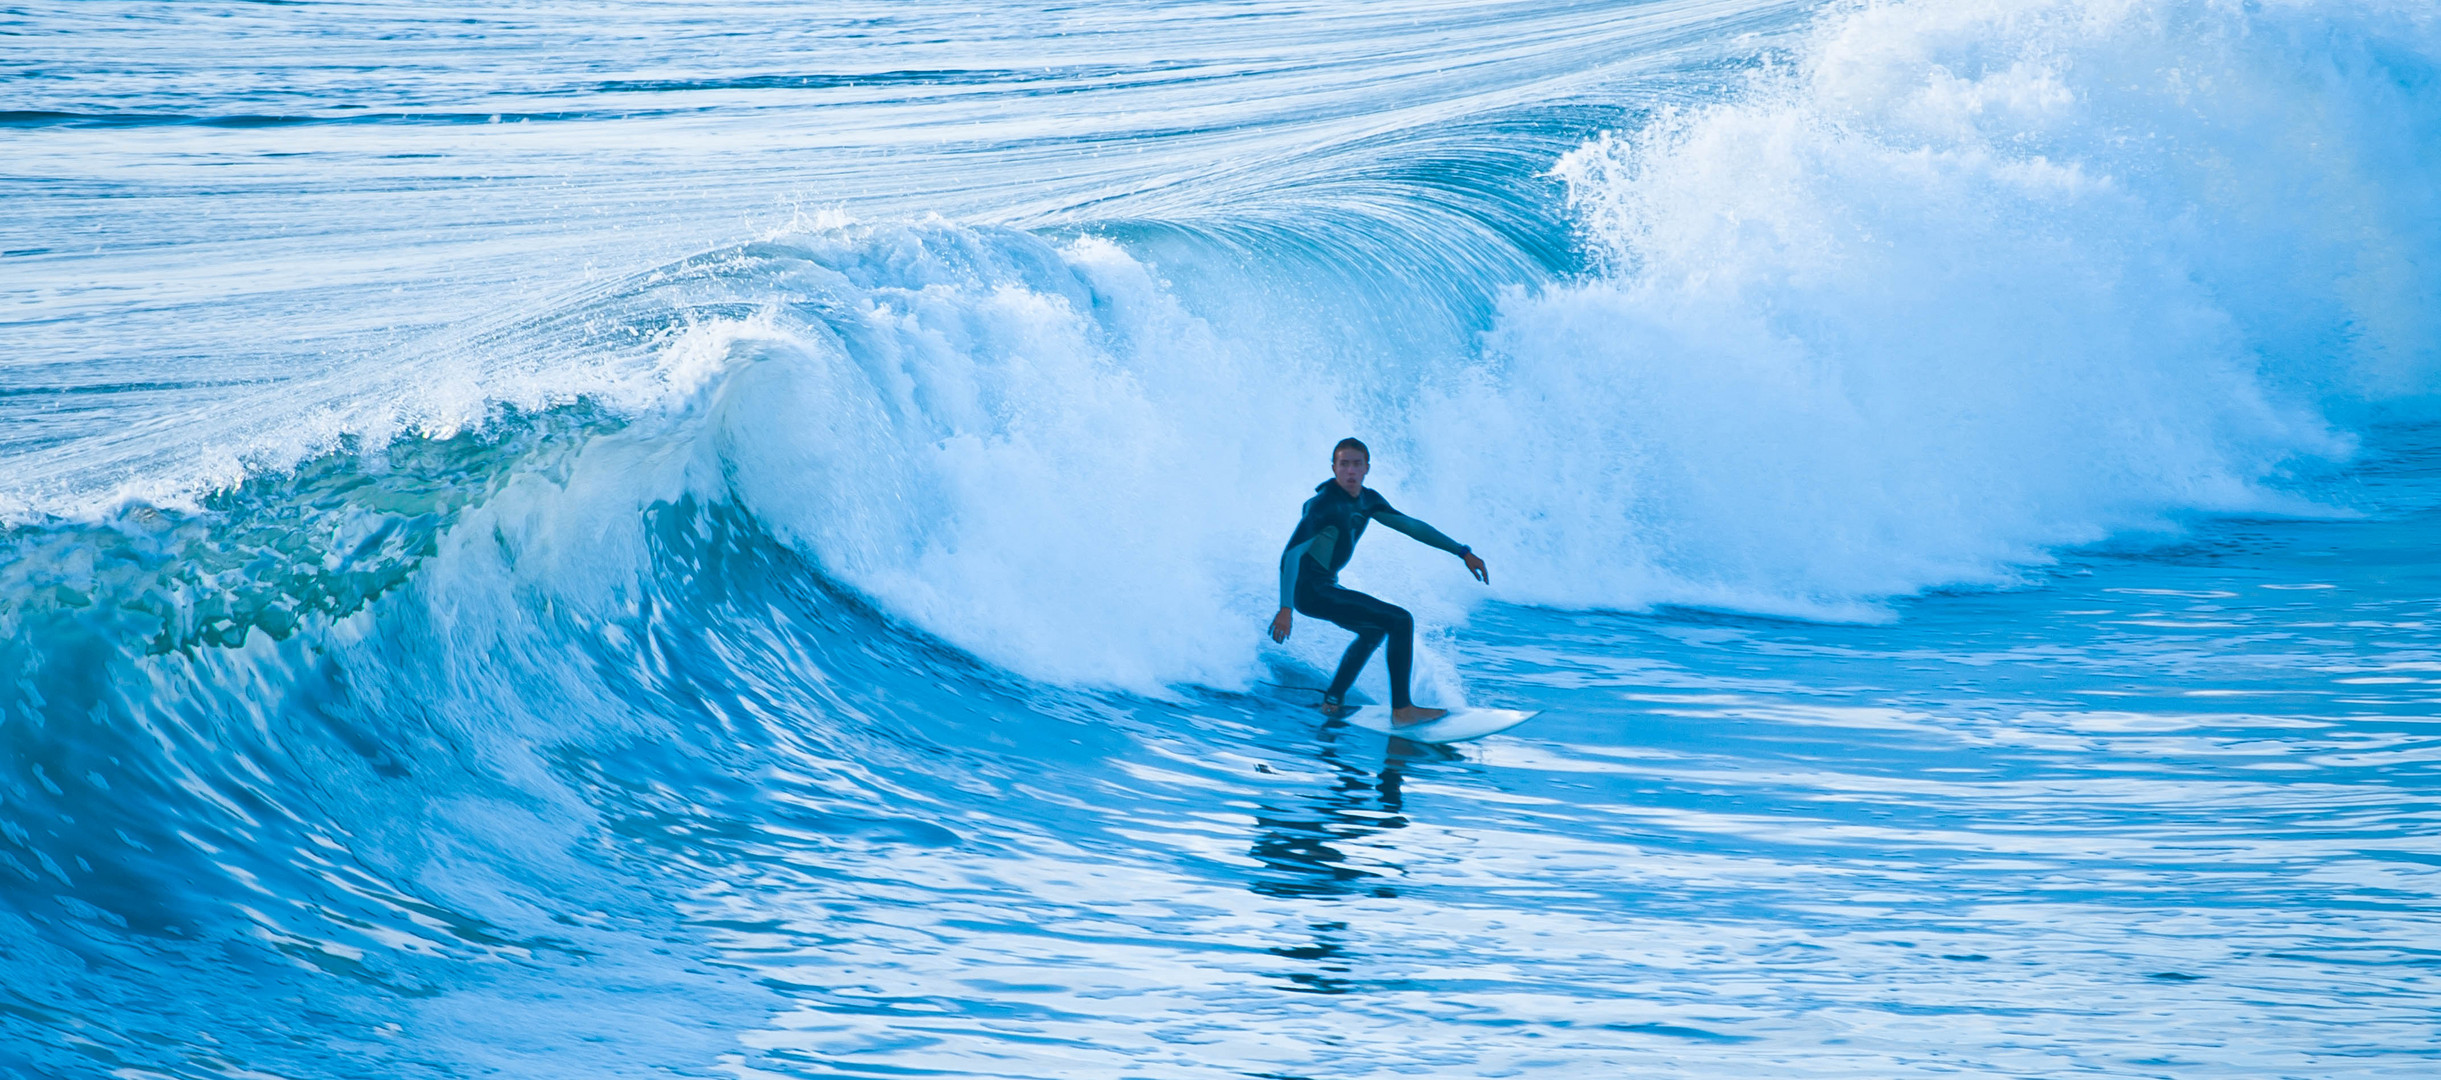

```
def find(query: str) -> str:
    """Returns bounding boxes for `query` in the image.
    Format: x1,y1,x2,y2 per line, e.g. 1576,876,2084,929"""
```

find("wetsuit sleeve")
1279,536,1319,609
1278,526,1339,608
1374,511,1470,558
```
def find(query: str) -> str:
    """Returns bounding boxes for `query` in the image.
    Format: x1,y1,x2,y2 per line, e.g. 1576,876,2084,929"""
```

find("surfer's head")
1332,437,1369,496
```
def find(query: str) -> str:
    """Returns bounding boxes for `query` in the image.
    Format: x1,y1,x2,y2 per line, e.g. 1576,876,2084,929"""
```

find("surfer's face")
1333,447,1369,495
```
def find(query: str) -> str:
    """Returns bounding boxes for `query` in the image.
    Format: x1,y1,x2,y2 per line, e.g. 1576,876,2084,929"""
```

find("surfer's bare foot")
1317,696,1351,719
1391,706,1446,726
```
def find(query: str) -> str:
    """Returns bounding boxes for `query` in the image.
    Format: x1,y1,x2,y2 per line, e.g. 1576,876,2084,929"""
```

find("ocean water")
5,0,2440,1076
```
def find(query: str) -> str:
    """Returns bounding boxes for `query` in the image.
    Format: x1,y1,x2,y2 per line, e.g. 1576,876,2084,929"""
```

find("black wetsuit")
1278,480,1471,710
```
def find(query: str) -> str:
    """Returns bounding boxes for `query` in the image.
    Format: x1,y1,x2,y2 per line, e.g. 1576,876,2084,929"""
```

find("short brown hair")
1332,437,1369,461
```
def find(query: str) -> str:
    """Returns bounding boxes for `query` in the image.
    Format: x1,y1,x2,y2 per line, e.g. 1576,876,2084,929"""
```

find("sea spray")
1418,0,2441,618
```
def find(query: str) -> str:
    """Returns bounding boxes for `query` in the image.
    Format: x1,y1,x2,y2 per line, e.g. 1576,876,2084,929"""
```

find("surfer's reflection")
1247,723,1435,900
1247,723,1453,993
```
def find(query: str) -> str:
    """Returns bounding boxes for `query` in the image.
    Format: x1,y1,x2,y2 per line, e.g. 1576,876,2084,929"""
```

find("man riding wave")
1269,437,1489,725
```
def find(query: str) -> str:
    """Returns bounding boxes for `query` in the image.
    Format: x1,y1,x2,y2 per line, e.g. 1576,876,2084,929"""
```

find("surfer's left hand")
1463,551,1488,584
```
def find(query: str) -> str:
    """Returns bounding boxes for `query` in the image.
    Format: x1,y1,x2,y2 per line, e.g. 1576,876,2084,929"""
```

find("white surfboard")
1334,706,1538,744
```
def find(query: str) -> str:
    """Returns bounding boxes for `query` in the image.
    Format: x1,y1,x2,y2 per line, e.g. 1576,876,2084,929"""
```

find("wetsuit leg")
1327,629,1386,705
1293,582,1416,711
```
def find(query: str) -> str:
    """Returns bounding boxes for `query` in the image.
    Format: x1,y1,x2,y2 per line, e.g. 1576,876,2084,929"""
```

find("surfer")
1270,437,1489,725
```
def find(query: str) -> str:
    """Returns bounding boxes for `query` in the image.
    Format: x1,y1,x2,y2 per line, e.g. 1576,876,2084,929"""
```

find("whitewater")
4,0,2439,1076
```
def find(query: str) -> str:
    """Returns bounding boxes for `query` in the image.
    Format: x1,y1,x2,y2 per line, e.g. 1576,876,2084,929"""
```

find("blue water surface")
5,1,2440,1077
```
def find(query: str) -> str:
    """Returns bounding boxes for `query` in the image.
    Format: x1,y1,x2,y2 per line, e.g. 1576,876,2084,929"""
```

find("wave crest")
1418,0,2440,616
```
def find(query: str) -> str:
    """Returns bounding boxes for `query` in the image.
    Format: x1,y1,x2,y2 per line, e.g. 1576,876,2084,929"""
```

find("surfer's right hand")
1270,608,1292,643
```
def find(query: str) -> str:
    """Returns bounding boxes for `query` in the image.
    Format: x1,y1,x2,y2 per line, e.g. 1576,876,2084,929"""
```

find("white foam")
710,224,1414,695
1416,0,2439,618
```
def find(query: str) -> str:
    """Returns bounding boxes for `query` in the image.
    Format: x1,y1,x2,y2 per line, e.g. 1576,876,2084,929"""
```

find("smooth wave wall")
0,387,1103,1073
1419,0,2441,617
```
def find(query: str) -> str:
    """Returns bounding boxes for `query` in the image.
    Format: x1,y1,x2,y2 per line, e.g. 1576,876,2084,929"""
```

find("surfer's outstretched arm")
1372,509,1490,584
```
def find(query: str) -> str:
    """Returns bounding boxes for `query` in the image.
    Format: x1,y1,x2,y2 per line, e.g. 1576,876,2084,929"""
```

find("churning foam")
1419,0,2440,618
707,224,1442,696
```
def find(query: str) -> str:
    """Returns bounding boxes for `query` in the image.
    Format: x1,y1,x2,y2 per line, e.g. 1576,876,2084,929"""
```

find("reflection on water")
1249,728,1465,994
1248,725,1426,902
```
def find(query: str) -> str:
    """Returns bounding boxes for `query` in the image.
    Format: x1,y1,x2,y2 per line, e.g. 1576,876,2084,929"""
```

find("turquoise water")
5,1,2440,1077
